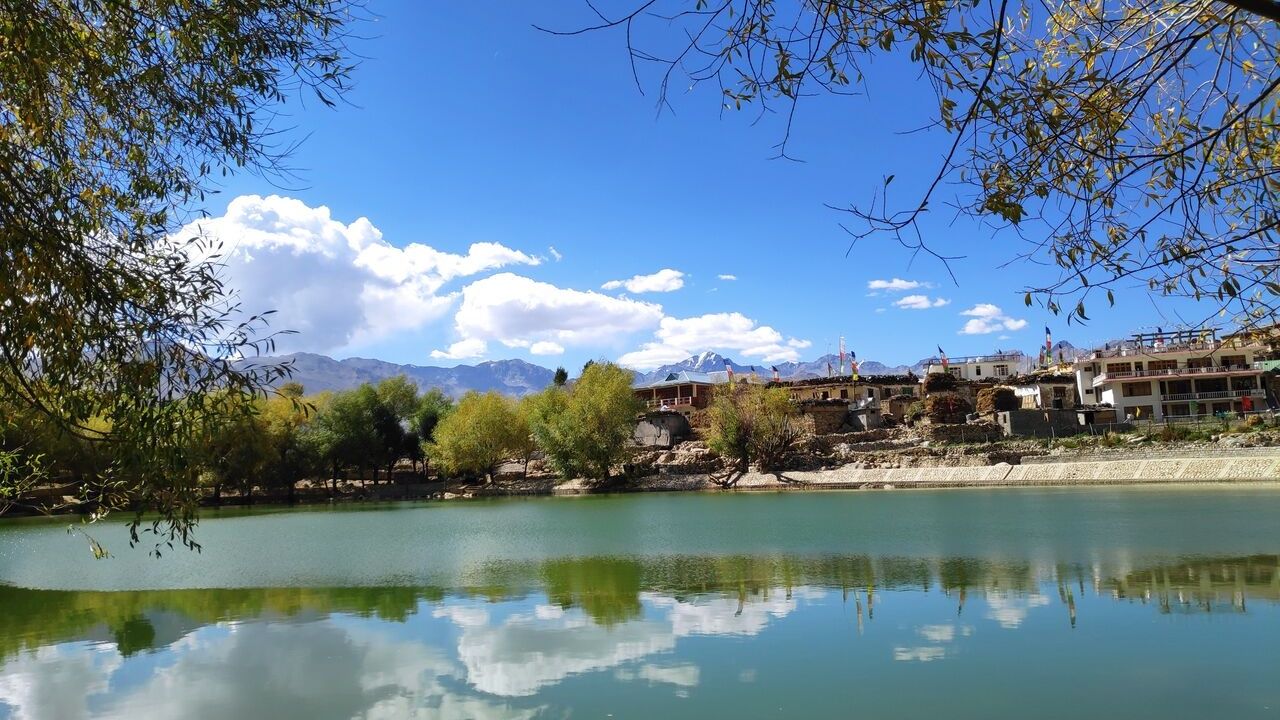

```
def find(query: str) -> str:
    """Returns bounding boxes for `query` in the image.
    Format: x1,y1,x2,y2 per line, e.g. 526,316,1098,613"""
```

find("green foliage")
527,362,642,480
375,376,420,421
0,0,361,551
553,367,569,386
309,388,380,481
429,392,527,482
413,389,454,444
706,384,801,473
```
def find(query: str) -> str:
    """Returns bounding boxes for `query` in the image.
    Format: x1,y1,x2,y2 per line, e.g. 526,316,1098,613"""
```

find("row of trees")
0,376,456,510
2,359,817,515
0,362,650,509
429,362,641,483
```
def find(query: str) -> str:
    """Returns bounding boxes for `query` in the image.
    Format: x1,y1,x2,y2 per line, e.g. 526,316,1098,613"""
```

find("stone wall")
796,404,850,435
633,413,693,448
997,408,1086,437
922,422,1002,443
610,449,1280,493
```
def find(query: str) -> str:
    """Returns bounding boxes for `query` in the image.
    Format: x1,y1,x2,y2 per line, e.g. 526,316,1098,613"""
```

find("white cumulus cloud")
959,304,1028,335
177,194,540,354
867,278,929,292
618,312,808,369
430,338,489,360
602,268,686,293
434,273,664,359
893,295,951,310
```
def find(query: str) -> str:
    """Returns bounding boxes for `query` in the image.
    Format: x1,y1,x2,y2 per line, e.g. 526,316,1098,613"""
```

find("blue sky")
193,2,1200,370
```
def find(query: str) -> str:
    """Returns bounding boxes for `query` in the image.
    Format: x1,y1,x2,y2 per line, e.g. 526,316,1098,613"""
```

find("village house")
769,375,921,430
1073,329,1271,421
631,371,726,415
1005,374,1080,410
922,352,1032,381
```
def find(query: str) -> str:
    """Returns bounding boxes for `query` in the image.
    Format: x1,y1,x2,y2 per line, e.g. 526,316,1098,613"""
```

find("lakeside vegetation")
0,362,651,519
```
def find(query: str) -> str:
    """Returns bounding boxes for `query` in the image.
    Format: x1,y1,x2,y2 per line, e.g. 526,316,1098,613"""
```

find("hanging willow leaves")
0,0,363,552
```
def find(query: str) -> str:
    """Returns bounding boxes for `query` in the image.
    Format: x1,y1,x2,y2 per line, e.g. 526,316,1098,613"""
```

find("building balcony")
643,396,694,409
1088,341,1221,360
1162,389,1264,402
1092,364,1260,387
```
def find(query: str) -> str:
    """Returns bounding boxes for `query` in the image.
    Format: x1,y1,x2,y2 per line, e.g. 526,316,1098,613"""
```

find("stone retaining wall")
610,450,1280,493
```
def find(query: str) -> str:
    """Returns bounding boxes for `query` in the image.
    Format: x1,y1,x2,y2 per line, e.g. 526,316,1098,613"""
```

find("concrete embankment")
555,447,1280,493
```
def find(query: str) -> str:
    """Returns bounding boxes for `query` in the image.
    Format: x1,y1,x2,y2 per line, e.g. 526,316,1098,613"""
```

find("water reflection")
0,553,1277,718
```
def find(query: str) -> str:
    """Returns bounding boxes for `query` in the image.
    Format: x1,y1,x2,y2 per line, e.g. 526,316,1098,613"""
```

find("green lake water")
0,487,1278,719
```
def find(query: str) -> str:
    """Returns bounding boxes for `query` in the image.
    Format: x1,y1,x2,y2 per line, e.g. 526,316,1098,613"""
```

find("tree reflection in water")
1,553,1275,662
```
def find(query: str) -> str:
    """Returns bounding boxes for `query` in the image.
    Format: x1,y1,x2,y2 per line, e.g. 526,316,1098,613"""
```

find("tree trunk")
213,483,222,507
287,481,296,506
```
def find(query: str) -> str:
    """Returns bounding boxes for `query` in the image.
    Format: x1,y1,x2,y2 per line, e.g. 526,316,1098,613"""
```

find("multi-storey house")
1074,330,1268,420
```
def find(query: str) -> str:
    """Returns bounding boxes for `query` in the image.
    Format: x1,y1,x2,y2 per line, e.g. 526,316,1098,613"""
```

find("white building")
1073,330,1269,421
923,352,1031,381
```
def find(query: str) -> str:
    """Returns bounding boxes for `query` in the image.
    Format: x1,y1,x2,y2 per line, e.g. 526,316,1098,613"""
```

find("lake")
0,487,1278,719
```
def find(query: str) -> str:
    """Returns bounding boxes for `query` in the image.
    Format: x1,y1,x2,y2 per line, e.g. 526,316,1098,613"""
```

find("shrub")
706,384,801,473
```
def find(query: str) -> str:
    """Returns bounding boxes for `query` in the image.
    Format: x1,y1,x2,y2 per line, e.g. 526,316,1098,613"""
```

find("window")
1122,381,1152,397
1187,357,1213,369
1148,360,1177,371
1084,388,1094,395
1221,355,1246,368
839,389,848,399
1231,376,1257,391
994,364,1009,376
974,366,982,376
867,389,874,399
1106,362,1133,374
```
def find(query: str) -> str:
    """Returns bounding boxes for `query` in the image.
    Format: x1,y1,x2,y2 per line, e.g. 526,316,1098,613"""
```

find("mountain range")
629,351,932,384
244,343,1085,397
240,352,556,397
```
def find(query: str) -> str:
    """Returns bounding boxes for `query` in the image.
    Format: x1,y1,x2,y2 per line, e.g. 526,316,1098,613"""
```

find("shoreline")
6,448,1279,518
506,447,1280,496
